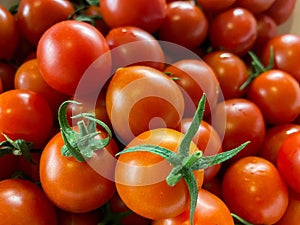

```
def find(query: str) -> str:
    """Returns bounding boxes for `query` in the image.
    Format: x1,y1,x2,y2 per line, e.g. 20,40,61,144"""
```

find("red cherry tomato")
265,0,297,25
208,7,257,56
247,69,300,125
37,20,111,96
16,0,74,46
277,131,300,193
158,1,208,50
222,156,289,224
100,0,167,33
0,5,19,60
234,0,275,14
196,0,236,13
0,178,58,225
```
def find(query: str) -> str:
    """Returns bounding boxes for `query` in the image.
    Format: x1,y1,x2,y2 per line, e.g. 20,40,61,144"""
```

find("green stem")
232,213,254,225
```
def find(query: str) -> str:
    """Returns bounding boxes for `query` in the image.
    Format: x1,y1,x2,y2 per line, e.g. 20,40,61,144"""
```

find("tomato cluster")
0,0,300,224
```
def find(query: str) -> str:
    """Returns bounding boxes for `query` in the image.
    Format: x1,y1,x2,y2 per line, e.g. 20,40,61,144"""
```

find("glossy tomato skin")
14,58,70,122
247,69,300,125
37,20,111,96
0,89,53,149
17,0,75,46
196,0,236,13
0,178,57,225
100,0,167,33
179,119,222,183
258,124,300,164
203,51,248,100
277,132,300,193
115,128,204,220
106,26,165,70
261,34,300,83
212,98,265,162
40,131,118,213
222,156,289,225
164,59,219,118
152,188,234,225
158,1,208,50
106,65,184,145
208,7,257,56
0,5,19,60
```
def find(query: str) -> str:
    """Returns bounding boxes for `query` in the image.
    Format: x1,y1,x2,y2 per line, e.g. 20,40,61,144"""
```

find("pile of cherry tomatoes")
0,0,300,224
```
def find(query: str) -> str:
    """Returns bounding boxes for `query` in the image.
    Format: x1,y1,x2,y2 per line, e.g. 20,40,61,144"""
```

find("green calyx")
58,100,112,162
116,94,249,225
240,47,274,91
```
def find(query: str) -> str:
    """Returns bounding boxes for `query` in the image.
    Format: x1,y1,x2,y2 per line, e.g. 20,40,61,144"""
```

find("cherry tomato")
100,0,167,33
158,1,208,50
0,178,57,225
115,128,204,220
164,59,219,118
203,51,248,100
40,131,118,213
234,0,275,14
106,65,184,145
258,124,300,164
0,89,53,149
179,119,222,183
212,98,265,162
208,7,257,56
152,188,234,225
265,0,297,25
277,131,300,193
106,26,165,70
0,5,19,60
221,156,289,224
247,69,300,125
14,58,69,122
261,34,300,83
16,0,74,46
37,20,111,96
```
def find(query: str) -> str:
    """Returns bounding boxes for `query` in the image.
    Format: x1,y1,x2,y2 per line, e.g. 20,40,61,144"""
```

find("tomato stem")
58,100,112,162
231,213,254,225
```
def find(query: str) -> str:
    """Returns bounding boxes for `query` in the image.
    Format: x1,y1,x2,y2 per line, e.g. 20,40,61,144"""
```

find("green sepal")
184,169,198,225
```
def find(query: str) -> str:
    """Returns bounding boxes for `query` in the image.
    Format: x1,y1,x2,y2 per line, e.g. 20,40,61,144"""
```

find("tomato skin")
0,178,57,225
56,208,102,225
277,132,300,194
37,20,111,96
222,156,289,225
203,51,248,100
40,131,118,213
275,189,300,225
258,124,300,165
0,62,16,92
212,98,266,162
152,188,234,225
0,154,18,181
14,58,69,122
100,0,167,33
265,0,297,25
106,26,165,70
85,6,110,36
0,5,19,60
0,89,53,149
208,7,257,56
196,0,236,13
158,1,208,50
247,69,300,125
164,59,219,118
179,119,222,183
17,0,75,46
261,34,300,83
115,128,204,220
106,66,184,145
